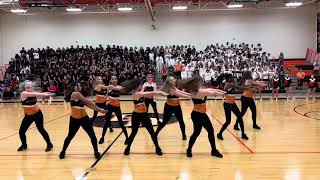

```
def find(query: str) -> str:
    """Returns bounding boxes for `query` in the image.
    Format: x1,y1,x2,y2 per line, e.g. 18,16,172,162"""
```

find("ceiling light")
172,6,187,10
66,7,82,12
118,7,132,11
227,4,243,8
285,2,303,7
10,9,27,13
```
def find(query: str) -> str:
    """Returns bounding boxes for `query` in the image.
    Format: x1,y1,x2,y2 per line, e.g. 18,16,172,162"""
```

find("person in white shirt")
33,51,39,60
149,52,154,63
186,65,194,78
156,56,163,73
181,68,188,80
199,65,205,80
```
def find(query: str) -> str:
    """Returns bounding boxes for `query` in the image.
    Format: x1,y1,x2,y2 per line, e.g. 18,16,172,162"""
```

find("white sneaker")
306,97,309,100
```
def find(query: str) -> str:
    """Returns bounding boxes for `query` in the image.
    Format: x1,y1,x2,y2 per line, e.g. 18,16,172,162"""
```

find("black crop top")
144,85,154,92
70,100,85,108
167,94,179,99
21,97,37,105
108,90,120,98
191,96,207,104
134,97,145,104
95,89,107,96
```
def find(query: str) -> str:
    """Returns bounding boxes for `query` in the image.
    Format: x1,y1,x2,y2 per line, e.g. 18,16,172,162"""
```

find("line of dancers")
17,71,267,159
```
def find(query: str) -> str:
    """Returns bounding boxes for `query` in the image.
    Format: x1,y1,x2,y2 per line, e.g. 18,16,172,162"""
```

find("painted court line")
80,131,123,179
208,113,255,154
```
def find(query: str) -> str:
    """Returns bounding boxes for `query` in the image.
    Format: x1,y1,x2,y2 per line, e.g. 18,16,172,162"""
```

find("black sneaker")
45,143,53,152
59,151,65,159
211,149,223,158
17,144,27,151
234,125,240,131
186,149,192,157
182,135,187,140
217,133,223,140
124,148,130,155
94,151,101,159
241,134,249,140
156,148,163,156
110,127,114,133
253,124,261,130
99,137,104,144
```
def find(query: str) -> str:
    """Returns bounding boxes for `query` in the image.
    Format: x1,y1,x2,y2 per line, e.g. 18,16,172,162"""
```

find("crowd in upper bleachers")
0,42,296,99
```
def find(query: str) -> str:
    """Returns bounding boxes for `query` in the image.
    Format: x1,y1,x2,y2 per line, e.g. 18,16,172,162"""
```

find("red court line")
0,113,70,141
208,113,255,154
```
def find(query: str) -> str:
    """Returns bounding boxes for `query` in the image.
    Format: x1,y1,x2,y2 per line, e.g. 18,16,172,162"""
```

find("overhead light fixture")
10,8,27,13
118,7,132,11
285,2,303,7
172,6,187,10
0,2,3,5
40,4,49,7
227,4,243,8
66,7,82,12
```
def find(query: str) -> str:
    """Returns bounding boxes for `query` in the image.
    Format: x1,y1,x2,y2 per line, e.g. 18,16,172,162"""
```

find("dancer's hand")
99,108,107,114
44,92,53,97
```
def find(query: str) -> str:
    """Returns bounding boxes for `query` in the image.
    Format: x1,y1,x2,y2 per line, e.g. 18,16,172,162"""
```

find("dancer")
217,74,249,140
122,79,167,156
142,74,160,124
18,80,53,152
99,75,128,145
234,71,267,130
155,76,191,140
59,82,106,159
284,74,293,100
91,76,114,134
271,74,279,100
306,75,316,100
178,76,225,158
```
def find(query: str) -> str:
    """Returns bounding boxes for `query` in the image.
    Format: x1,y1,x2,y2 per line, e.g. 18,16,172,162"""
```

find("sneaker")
182,135,187,141
211,149,223,158
99,137,104,144
233,125,240,131
45,143,53,152
253,124,261,130
17,144,27,151
186,149,192,157
124,148,130,155
156,148,163,156
217,133,223,140
59,151,65,159
241,134,249,140
94,151,101,159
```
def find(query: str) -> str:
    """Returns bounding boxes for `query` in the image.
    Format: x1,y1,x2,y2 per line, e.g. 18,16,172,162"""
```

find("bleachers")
283,59,313,77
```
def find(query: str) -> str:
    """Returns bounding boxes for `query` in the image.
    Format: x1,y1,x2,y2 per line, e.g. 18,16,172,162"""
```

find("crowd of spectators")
1,42,288,99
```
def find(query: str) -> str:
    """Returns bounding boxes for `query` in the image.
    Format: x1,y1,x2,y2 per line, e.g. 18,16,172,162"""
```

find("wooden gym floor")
0,99,319,180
